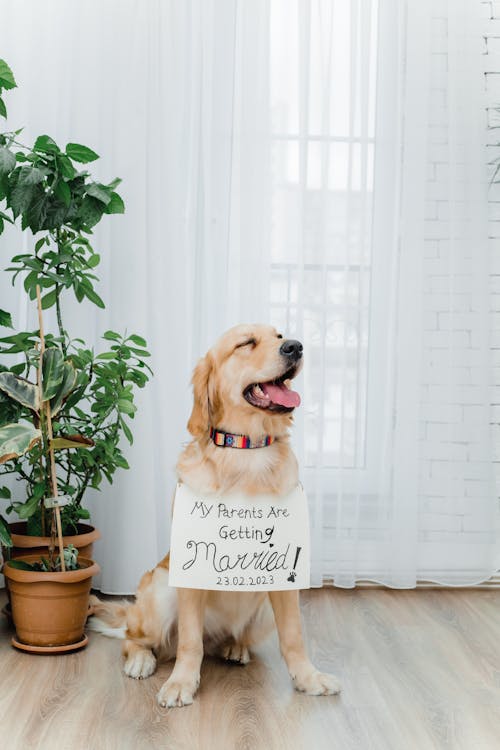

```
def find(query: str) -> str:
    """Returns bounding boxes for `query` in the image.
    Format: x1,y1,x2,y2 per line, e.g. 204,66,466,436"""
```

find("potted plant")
0,60,150,568
4,546,100,652
2,279,100,651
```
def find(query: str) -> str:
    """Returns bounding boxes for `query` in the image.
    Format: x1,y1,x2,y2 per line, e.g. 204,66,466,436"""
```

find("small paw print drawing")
286,546,302,583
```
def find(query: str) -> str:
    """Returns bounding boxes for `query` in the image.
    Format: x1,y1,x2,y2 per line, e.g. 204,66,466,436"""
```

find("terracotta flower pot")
3,554,100,650
7,522,100,560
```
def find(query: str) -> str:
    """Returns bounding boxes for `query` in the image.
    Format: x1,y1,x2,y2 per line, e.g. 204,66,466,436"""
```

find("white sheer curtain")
0,0,496,592
277,0,496,587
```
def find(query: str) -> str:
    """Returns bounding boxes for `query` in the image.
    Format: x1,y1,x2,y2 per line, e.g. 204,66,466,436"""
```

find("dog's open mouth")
243,367,301,413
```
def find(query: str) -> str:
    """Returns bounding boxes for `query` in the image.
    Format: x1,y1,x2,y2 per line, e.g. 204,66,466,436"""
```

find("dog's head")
187,324,303,438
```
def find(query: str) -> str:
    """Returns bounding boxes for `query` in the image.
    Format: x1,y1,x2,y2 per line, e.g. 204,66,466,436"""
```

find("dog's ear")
187,353,217,437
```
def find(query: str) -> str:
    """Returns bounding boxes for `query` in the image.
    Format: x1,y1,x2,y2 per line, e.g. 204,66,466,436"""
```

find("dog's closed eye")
235,338,257,349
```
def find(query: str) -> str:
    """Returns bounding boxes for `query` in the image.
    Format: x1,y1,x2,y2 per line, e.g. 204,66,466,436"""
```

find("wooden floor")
1,587,500,750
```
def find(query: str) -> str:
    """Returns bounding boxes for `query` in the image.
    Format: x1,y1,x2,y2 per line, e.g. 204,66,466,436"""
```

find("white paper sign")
169,483,310,591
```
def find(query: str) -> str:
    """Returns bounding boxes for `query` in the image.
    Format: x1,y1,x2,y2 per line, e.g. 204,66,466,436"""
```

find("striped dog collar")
210,427,275,449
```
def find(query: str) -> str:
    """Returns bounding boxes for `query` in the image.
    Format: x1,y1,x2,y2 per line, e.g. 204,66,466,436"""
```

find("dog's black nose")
280,339,303,360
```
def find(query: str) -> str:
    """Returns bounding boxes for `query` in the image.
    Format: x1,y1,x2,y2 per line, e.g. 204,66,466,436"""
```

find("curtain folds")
0,0,496,592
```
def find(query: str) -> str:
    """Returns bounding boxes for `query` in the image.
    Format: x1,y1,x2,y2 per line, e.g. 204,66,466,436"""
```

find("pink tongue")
261,382,301,408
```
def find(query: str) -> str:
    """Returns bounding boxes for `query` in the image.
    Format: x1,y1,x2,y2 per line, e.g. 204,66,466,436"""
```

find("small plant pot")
7,522,100,560
3,554,100,651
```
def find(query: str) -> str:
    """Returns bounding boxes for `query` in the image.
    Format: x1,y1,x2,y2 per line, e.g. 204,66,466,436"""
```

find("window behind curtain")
269,0,379,474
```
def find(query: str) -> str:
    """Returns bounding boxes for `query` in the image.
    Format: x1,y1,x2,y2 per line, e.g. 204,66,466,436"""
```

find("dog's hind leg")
218,596,275,665
219,640,251,665
121,562,178,680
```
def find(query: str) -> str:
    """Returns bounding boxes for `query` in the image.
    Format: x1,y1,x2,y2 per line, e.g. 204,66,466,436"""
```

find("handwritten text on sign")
168,483,310,591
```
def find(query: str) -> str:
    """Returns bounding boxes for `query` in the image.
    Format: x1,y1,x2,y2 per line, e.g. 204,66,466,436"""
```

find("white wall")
483,1,500,558
411,1,500,567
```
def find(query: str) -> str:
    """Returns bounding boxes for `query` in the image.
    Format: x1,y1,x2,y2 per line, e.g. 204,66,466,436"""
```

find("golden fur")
89,324,340,707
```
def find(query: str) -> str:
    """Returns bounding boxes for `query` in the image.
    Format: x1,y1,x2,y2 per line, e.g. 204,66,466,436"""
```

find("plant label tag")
43,495,71,509
168,483,310,591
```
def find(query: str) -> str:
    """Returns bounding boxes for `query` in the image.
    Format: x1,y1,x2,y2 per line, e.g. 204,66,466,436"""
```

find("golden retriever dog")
89,324,340,707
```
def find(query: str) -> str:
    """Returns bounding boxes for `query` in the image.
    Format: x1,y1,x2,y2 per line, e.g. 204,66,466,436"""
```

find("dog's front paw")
157,675,200,708
293,670,341,696
124,648,157,680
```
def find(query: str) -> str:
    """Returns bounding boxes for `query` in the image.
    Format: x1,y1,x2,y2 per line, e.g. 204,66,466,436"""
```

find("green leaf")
0,309,13,328
117,399,136,415
0,514,12,547
0,96,6,119
0,422,41,464
102,330,121,342
0,59,17,90
0,147,16,175
86,183,111,205
54,178,71,206
50,434,94,450
78,195,104,228
0,330,38,346
84,286,105,309
0,172,8,200
26,185,48,232
96,351,116,360
33,134,59,154
43,198,68,230
0,209,15,223
50,361,77,416
87,253,100,268
35,236,48,252
104,191,125,214
41,288,57,309
74,283,85,303
8,181,34,218
17,165,45,186
6,559,36,570
42,347,65,400
65,143,99,163
0,486,11,499
16,493,41,519
114,454,129,469
32,481,46,500
56,154,76,179
128,334,147,347
23,269,38,294
0,384,22,427
0,373,39,411
120,417,133,445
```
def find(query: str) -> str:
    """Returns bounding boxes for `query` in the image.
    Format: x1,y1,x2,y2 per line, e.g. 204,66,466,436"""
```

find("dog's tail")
86,594,130,639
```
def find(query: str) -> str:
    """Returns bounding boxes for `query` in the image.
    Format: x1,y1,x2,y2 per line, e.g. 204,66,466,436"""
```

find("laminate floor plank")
1,588,499,750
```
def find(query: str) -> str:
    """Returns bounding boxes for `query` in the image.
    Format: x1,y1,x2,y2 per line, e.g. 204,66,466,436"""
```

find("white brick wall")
417,2,499,552
484,1,500,519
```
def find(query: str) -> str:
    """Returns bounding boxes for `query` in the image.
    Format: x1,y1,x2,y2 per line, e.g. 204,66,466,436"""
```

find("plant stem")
65,460,72,490
35,328,47,537
54,231,67,355
74,468,93,506
55,284,66,354
36,284,65,571
36,301,47,538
